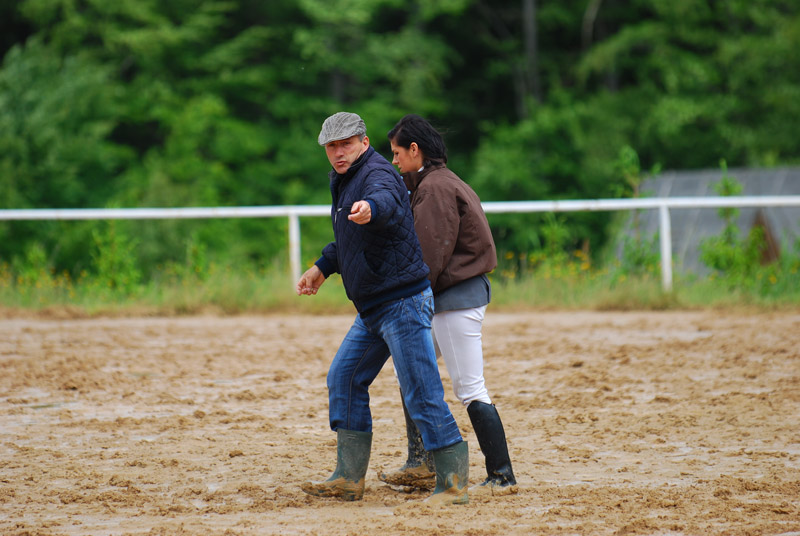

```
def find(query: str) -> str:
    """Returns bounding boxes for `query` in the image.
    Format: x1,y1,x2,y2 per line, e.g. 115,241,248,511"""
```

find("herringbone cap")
318,112,367,146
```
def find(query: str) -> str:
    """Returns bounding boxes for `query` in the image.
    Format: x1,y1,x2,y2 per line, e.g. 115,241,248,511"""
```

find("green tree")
577,0,800,169
2,0,800,281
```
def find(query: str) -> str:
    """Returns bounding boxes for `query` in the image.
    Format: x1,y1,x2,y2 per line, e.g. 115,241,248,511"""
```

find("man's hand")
296,265,326,296
348,200,372,224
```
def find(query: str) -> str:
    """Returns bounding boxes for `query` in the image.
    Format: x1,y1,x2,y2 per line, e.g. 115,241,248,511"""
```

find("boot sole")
300,479,364,501
469,482,519,497
377,468,435,490
424,489,469,505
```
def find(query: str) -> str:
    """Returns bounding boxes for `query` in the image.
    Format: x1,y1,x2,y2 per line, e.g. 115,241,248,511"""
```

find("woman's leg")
432,305,491,406
433,306,517,492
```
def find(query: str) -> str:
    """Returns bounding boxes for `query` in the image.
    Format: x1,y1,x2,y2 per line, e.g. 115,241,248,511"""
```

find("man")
296,112,468,504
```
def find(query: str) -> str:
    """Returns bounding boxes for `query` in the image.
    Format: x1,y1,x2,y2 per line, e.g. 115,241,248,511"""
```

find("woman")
379,114,517,495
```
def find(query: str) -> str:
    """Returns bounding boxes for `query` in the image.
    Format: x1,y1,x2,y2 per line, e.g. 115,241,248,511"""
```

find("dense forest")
1,0,799,278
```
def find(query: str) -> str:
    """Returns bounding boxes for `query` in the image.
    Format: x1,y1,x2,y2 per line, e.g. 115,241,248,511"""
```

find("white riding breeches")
432,305,492,406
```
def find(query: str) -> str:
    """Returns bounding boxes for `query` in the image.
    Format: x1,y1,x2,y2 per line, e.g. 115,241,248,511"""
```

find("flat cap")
318,112,367,146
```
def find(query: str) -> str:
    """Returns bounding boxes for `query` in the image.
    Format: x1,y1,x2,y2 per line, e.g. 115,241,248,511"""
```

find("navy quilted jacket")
314,146,430,313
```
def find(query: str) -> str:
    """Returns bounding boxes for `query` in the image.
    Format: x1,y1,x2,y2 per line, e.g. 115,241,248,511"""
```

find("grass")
2,260,799,318
0,262,353,317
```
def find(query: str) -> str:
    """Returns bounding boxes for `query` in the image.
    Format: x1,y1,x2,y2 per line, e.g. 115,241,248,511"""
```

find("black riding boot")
467,401,518,494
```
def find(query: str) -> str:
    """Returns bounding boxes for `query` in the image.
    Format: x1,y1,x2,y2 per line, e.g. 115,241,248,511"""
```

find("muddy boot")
467,401,518,496
378,394,435,490
300,428,372,501
425,440,469,505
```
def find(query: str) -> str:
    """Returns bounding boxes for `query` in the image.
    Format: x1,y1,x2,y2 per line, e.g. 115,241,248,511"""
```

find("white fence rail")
3,195,800,291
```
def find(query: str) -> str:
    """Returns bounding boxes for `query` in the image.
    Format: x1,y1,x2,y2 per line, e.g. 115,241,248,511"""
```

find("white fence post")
288,212,301,283
658,204,673,292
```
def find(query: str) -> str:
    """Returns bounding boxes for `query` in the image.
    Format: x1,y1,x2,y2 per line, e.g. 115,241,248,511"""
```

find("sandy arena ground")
1,310,799,535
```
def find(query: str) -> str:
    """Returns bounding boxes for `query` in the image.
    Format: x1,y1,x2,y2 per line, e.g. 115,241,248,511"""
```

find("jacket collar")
402,163,446,193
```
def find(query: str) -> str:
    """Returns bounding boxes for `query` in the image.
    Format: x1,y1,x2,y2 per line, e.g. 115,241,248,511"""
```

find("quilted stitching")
321,147,429,311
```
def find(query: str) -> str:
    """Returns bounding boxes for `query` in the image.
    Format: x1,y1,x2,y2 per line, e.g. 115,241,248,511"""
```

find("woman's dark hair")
387,114,448,166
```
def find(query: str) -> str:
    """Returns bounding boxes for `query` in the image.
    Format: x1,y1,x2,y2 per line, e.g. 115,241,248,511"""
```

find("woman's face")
390,140,424,174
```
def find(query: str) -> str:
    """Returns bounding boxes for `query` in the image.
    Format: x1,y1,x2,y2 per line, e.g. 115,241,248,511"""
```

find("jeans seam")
344,328,381,431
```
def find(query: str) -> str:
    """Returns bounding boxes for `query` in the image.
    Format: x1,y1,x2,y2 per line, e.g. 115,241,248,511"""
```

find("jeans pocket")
413,289,434,327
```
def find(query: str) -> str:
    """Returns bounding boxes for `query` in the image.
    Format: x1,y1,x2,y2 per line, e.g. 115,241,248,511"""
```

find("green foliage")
0,37,133,264
470,101,612,257
610,146,660,278
4,246,800,313
1,0,800,296
89,222,142,295
698,165,772,290
576,0,800,169
617,232,660,279
539,214,571,263
13,242,52,287
700,216,764,285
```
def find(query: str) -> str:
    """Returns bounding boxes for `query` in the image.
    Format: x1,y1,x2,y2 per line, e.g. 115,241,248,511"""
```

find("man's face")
325,135,369,174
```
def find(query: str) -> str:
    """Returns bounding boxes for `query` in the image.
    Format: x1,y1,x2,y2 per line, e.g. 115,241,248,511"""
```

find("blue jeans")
327,287,463,451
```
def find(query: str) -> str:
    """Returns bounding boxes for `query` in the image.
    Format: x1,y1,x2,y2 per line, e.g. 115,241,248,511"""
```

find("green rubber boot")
425,440,469,505
301,429,372,501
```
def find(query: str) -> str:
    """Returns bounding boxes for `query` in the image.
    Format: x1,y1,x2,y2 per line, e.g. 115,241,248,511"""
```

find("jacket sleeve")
361,169,403,228
412,188,459,286
316,242,339,277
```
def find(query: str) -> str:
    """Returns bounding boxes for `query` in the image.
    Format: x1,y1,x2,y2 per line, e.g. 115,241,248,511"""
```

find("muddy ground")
1,310,799,535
